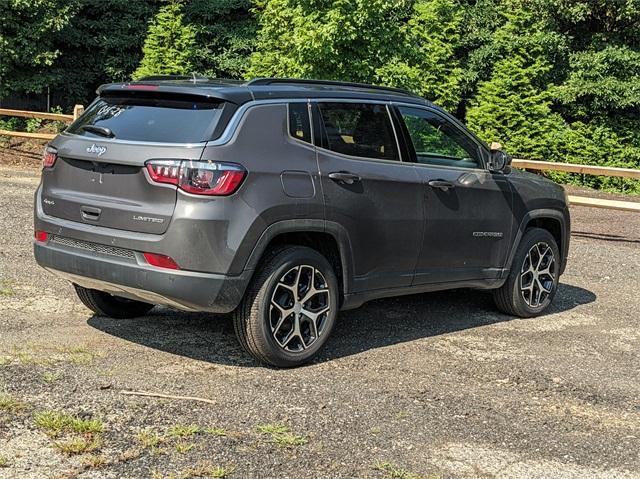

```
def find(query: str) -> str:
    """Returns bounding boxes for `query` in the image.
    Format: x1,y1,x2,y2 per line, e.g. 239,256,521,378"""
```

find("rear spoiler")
97,81,254,105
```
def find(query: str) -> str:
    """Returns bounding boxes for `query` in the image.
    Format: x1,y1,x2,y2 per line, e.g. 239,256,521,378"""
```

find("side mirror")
488,143,511,173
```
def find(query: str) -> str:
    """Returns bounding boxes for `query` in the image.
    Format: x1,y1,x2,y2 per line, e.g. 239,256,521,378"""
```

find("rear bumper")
34,241,250,313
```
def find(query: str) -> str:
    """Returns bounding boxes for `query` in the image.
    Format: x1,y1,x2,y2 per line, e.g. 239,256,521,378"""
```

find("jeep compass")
34,77,570,367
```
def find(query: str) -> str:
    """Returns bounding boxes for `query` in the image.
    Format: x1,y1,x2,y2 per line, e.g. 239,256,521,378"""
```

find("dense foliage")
250,0,640,193
0,0,638,192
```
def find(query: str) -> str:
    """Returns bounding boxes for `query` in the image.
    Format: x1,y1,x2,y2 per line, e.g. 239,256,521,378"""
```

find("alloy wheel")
269,265,331,352
520,242,556,308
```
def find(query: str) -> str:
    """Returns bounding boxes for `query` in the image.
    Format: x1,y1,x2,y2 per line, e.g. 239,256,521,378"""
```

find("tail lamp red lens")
42,146,57,168
143,252,180,270
145,160,246,196
34,230,49,243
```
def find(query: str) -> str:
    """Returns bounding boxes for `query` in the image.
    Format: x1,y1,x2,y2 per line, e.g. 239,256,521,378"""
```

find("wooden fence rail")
511,159,640,180
0,105,84,141
511,158,639,212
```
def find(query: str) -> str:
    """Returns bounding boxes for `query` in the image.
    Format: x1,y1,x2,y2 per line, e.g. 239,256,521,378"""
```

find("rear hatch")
41,91,226,234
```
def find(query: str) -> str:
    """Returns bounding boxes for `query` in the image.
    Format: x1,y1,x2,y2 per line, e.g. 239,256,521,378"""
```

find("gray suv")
34,77,570,367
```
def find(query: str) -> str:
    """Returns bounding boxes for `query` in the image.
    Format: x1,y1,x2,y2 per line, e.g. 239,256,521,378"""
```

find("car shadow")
87,283,596,368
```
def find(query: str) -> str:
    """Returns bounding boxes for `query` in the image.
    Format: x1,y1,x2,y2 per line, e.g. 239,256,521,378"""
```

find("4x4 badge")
86,144,107,156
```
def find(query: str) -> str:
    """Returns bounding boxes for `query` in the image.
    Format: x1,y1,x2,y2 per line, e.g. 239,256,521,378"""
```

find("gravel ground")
0,162,639,479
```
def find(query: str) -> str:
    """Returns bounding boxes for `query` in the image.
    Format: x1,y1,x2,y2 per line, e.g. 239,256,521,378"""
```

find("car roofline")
96,77,434,107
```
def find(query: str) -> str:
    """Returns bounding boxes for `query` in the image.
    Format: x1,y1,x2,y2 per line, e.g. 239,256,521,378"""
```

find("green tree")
0,0,78,98
50,0,156,106
184,0,256,79
248,0,464,109
133,0,197,80
466,54,566,160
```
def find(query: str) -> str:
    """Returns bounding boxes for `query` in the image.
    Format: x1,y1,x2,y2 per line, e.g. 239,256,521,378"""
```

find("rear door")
41,93,224,234
313,101,424,292
393,105,514,284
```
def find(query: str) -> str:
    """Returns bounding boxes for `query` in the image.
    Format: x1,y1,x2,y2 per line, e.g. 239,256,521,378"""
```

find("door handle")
81,206,101,221
428,179,456,191
328,172,361,185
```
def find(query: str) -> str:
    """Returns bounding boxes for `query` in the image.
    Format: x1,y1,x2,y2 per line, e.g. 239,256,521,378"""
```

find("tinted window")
317,103,398,161
289,103,311,143
67,96,224,143
399,107,480,168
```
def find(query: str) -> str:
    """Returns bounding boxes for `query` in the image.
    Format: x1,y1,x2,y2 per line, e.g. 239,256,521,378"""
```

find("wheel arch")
505,209,570,275
242,220,354,301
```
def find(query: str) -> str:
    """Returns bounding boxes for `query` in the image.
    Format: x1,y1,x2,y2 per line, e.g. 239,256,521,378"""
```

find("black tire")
233,246,339,368
74,285,154,319
493,227,560,318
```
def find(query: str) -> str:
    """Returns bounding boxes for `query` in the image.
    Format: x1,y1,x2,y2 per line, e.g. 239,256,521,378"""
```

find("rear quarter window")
67,96,224,143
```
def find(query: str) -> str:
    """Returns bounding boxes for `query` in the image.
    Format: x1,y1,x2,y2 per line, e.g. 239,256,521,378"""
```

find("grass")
34,411,104,437
204,427,227,437
0,280,15,296
54,436,101,455
81,453,107,468
168,424,202,438
0,455,8,467
373,461,427,479
137,429,164,449
256,423,307,448
272,432,308,447
0,395,26,413
41,371,62,383
174,441,195,454
152,463,235,479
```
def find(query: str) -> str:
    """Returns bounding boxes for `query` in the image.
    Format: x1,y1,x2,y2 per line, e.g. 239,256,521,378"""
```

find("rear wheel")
74,285,154,319
493,228,560,317
233,246,339,367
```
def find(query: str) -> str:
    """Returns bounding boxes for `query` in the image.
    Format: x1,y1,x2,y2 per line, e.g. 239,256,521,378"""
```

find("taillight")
34,230,49,243
145,160,246,196
42,146,57,168
179,161,246,196
124,84,159,91
146,160,180,185
143,252,180,270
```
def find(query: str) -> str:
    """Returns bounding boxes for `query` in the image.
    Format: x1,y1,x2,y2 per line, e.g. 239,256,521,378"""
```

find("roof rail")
246,78,416,96
136,74,210,82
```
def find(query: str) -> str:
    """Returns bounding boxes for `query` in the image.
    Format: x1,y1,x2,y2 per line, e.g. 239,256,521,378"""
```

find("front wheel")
74,285,154,319
493,228,560,317
233,246,339,367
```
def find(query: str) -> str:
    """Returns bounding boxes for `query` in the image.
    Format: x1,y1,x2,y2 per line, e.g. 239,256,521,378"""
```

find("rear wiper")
81,125,115,138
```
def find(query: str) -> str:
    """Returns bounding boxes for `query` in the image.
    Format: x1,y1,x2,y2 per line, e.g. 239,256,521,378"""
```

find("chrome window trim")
57,132,208,148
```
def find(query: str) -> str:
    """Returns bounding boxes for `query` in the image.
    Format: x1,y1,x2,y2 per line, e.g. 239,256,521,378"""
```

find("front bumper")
34,240,250,313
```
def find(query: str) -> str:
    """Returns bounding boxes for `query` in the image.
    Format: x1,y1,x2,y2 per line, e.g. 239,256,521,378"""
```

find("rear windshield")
67,96,224,143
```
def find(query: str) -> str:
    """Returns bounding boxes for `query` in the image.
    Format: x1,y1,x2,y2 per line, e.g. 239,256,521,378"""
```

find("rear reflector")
143,252,180,270
34,230,49,243
145,160,246,196
42,146,57,168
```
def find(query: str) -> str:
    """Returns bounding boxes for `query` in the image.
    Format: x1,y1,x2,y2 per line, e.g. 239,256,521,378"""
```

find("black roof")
97,76,433,108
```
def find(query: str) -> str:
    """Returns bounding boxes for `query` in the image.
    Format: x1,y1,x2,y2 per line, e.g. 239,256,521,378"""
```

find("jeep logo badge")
86,144,107,156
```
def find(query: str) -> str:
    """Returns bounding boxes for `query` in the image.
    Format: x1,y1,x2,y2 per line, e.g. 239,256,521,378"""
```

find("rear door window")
316,102,399,161
67,95,224,143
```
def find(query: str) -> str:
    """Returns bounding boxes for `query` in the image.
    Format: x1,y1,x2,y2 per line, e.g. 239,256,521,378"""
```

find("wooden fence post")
73,104,84,121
